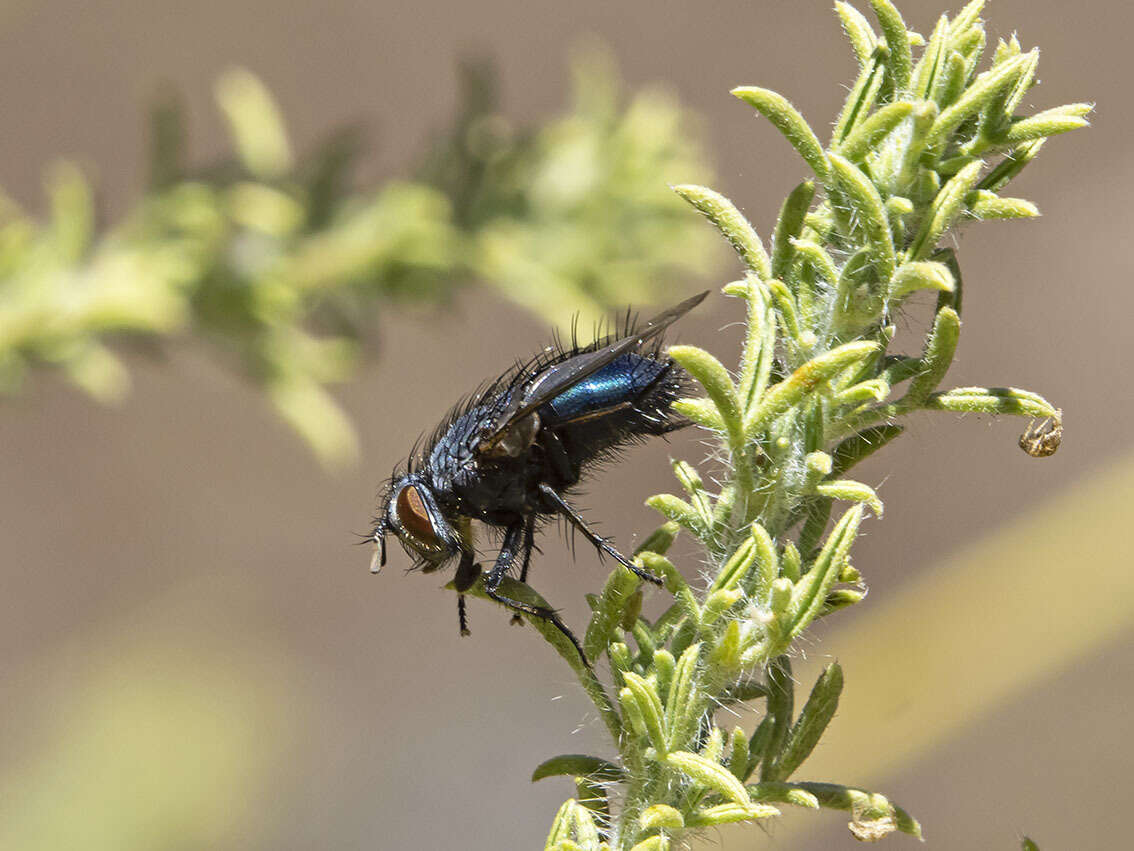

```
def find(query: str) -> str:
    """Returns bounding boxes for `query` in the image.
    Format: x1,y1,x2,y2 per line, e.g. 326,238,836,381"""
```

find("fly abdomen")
541,353,669,423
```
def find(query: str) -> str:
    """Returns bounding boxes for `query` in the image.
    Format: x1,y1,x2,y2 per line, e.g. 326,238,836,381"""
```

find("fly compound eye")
391,482,449,558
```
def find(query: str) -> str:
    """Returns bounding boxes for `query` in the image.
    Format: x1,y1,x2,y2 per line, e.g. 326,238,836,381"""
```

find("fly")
370,290,708,660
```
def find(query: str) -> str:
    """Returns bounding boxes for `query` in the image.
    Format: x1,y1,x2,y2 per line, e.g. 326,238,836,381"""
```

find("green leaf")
671,398,725,431
827,153,895,284
868,0,912,92
666,751,751,806
979,139,1045,192
767,280,802,342
832,51,886,145
532,754,626,783
731,87,830,181
629,838,669,851
747,782,821,809
907,160,984,260
911,15,949,99
904,306,960,406
735,275,777,413
829,424,905,477
769,663,844,780
665,642,703,751
966,190,1039,220
583,564,641,663
789,238,839,289
634,522,681,558
746,342,880,435
925,386,1058,417
922,54,1032,157
47,163,94,263
685,802,780,827
951,0,986,35
710,537,757,593
835,3,878,66
544,799,602,849
788,505,864,637
772,180,815,281
672,184,771,277
214,68,294,179
760,655,794,780
835,101,915,162
646,494,708,539
727,726,750,781
622,672,669,754
672,460,714,528
640,804,684,831
638,552,692,600
1001,103,1092,146
889,260,954,300
814,479,884,517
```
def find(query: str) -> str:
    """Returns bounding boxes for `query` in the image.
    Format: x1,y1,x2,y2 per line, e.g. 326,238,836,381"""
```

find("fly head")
375,474,463,573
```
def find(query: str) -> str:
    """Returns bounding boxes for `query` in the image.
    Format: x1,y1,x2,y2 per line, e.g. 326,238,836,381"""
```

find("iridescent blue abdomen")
541,354,666,422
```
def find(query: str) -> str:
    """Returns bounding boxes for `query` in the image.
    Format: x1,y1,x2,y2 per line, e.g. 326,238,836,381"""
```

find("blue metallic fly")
371,291,707,658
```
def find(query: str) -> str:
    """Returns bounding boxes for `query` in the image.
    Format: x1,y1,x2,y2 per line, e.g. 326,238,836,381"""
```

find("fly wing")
476,290,708,454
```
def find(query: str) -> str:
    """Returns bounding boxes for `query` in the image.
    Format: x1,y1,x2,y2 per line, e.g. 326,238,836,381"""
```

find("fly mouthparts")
370,531,386,574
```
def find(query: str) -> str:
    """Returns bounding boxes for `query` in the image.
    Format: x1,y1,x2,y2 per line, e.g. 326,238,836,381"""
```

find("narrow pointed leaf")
770,663,844,779
665,642,703,750
827,153,895,283
835,2,879,66
666,750,751,806
815,479,884,517
672,397,725,431
747,342,880,435
836,101,915,161
889,260,954,300
925,386,1057,417
673,184,771,277
622,672,669,754
830,424,905,477
908,161,984,260
532,754,626,783
788,505,863,636
731,87,830,181
772,180,815,281
760,655,793,780
685,802,780,827
904,306,960,405
868,0,912,92
584,564,641,663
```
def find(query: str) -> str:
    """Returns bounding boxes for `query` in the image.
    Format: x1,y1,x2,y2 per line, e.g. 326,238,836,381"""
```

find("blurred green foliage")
0,49,717,466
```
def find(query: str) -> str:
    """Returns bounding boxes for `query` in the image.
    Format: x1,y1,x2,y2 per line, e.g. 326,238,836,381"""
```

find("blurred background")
1,0,1130,848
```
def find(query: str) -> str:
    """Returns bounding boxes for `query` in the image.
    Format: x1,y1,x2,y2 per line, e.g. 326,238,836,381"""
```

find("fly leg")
484,519,588,664
538,482,663,586
511,514,536,626
453,550,481,637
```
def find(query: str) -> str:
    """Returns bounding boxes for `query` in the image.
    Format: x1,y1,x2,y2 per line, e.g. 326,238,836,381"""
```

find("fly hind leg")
538,483,663,586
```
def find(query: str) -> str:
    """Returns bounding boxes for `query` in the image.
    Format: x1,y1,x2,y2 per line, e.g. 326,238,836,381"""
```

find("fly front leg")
537,483,663,586
484,519,588,663
511,514,536,626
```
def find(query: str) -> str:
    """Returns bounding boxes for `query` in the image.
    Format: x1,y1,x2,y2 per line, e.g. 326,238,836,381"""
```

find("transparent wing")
476,290,708,453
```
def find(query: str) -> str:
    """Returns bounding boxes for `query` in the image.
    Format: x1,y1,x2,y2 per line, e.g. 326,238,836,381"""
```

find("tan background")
1,1,1130,848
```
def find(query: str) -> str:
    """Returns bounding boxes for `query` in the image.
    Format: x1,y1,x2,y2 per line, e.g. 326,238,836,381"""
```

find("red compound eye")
396,484,440,548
